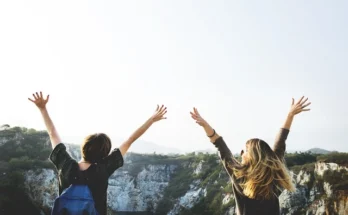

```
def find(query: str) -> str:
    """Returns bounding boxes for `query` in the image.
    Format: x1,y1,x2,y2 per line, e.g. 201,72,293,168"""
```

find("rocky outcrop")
24,169,58,213
108,164,177,212
2,126,346,215
22,155,348,215
278,163,348,215
316,162,348,176
168,180,206,215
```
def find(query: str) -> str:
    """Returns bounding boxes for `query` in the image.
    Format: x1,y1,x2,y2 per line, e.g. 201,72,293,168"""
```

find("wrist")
39,107,47,112
202,121,209,128
207,129,216,138
147,117,155,125
287,113,295,118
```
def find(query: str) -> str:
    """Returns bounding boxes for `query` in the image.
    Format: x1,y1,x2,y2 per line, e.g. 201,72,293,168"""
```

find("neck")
79,160,91,163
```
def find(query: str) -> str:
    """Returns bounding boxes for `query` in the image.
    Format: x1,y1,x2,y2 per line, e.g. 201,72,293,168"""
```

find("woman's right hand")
190,107,208,127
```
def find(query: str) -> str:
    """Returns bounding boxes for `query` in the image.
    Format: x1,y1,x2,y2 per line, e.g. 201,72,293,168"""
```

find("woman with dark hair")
29,91,167,215
190,96,311,215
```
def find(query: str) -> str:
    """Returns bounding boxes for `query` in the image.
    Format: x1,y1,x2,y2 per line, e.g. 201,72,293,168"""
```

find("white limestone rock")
107,164,176,212
24,169,58,210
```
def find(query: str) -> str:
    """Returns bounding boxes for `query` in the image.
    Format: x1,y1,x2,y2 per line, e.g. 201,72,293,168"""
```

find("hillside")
0,126,347,215
306,148,332,154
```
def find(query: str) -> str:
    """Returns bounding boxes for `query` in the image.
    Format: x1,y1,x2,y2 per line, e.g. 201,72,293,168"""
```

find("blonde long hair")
233,138,295,199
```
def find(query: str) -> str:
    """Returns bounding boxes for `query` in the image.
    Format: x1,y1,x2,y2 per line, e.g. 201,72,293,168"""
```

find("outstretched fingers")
193,107,203,118
28,91,50,109
300,97,308,104
160,113,167,120
31,91,46,101
191,108,204,122
298,97,311,110
301,101,311,112
296,96,304,105
193,107,199,115
291,96,311,115
301,101,311,108
157,105,167,114
190,112,198,120
190,107,207,126
29,92,39,102
154,104,167,120
160,109,167,118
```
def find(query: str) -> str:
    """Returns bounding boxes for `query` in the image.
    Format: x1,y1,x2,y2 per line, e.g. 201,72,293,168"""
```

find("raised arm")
190,108,220,143
28,92,62,149
273,96,311,159
190,108,241,177
119,105,167,156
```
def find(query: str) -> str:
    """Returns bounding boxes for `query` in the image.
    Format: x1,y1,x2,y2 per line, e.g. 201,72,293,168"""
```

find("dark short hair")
81,133,112,163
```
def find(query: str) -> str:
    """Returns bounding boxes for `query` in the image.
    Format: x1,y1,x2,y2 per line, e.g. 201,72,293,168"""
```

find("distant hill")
126,139,182,155
306,148,332,154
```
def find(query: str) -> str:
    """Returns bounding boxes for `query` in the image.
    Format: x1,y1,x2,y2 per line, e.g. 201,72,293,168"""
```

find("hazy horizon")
1,1,347,153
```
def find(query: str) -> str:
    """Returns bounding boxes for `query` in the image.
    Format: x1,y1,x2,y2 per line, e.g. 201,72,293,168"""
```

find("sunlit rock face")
167,180,206,215
278,163,348,215
24,169,58,213
3,127,346,215
108,164,177,211
316,162,348,176
19,142,347,215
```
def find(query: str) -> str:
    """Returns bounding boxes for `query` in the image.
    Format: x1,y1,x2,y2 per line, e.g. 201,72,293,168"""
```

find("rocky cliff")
23,149,348,215
1,126,347,215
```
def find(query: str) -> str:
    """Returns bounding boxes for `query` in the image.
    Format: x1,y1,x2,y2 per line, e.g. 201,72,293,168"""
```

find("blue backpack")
51,175,99,215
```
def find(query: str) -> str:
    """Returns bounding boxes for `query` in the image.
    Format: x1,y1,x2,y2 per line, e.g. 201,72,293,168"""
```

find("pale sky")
0,1,347,153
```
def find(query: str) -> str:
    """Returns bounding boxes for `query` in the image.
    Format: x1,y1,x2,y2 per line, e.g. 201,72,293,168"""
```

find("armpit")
213,137,241,175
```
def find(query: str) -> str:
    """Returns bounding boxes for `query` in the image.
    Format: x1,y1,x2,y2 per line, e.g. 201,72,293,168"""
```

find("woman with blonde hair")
190,96,311,215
